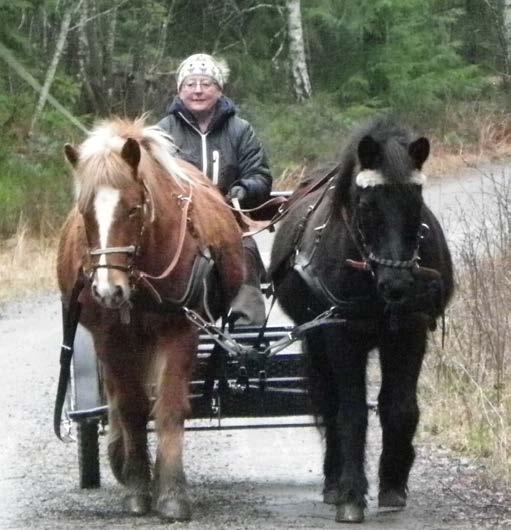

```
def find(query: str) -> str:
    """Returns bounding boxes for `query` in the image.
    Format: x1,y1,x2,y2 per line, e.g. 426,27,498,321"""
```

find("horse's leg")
327,328,370,523
322,394,342,504
378,326,427,509
101,355,151,515
153,323,197,522
103,376,124,484
304,332,341,504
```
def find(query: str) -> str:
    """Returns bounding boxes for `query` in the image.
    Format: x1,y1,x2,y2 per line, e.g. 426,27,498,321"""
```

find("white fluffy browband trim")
355,169,427,188
355,170,385,188
409,171,427,186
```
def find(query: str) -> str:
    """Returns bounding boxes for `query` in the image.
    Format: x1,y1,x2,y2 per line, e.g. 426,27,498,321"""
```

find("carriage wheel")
77,420,100,489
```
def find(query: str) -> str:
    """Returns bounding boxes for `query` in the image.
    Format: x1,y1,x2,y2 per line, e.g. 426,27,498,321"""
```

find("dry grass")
420,174,511,479
0,221,58,303
273,109,511,189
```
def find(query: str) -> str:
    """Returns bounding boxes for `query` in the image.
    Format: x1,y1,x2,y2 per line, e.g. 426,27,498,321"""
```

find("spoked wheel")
77,420,100,489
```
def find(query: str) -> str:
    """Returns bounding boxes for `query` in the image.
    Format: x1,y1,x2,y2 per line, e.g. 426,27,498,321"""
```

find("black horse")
269,118,453,523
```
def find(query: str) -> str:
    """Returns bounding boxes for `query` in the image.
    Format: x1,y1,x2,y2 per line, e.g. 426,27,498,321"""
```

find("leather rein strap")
230,164,342,237
133,192,193,303
54,274,85,441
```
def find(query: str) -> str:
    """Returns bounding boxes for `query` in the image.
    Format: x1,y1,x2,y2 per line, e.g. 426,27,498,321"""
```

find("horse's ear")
121,137,141,172
64,144,79,167
357,135,381,169
409,137,430,169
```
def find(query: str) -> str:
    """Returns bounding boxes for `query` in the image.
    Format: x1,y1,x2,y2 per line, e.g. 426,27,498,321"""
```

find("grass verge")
420,172,511,479
0,223,57,304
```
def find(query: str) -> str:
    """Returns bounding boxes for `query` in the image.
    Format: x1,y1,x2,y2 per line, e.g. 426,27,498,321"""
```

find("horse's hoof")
336,502,365,523
323,487,340,505
379,489,407,509
124,494,151,515
156,494,192,522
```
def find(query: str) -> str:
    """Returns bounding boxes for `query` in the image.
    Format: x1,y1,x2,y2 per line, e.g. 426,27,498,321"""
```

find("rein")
340,207,426,272
86,184,195,307
132,192,193,303
289,185,446,332
229,164,342,237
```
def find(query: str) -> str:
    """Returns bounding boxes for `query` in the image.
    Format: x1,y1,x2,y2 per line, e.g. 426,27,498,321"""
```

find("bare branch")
68,0,128,31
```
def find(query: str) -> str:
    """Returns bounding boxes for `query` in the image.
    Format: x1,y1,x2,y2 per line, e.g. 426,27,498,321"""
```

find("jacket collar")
166,96,236,133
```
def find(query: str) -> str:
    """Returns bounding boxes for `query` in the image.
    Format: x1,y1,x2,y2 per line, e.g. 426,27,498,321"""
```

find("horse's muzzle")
91,277,131,309
377,268,414,304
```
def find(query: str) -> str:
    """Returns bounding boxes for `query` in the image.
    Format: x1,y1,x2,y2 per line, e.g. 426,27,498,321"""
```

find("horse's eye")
128,206,141,217
359,202,377,224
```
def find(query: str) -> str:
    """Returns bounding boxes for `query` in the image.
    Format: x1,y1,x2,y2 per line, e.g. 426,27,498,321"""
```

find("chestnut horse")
57,118,244,521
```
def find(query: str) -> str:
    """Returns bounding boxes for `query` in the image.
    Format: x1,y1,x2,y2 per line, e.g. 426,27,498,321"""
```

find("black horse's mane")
332,117,421,211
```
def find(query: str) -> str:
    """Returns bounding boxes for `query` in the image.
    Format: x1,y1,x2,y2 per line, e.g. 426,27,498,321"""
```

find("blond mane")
74,117,196,211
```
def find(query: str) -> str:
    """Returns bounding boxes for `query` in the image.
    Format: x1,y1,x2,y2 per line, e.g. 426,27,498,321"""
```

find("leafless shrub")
421,172,511,478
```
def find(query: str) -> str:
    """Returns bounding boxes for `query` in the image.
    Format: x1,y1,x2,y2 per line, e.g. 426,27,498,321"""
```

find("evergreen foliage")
0,0,508,236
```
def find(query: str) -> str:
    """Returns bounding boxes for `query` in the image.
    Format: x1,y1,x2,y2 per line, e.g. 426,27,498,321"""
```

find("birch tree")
287,0,311,101
503,0,511,83
29,2,75,135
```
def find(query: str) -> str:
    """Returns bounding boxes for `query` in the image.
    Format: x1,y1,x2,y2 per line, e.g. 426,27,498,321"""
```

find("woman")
157,53,272,325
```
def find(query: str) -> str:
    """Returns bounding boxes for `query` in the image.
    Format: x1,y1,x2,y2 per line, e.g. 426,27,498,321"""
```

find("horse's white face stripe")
93,186,120,289
355,169,427,188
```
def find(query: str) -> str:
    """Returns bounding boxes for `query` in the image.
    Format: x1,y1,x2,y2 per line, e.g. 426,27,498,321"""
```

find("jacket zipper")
178,112,209,175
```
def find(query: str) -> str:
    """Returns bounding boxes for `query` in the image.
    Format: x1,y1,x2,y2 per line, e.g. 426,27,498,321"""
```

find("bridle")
342,202,430,273
85,181,194,303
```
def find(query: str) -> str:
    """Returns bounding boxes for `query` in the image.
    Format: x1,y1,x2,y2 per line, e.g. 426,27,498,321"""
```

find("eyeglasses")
182,79,216,90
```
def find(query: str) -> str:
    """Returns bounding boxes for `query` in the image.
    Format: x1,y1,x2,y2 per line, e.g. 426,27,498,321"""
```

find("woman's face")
178,76,222,116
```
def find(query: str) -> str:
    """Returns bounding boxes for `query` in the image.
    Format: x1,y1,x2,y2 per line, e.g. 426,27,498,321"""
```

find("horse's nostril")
92,284,99,298
378,279,411,303
113,285,124,300
387,287,406,302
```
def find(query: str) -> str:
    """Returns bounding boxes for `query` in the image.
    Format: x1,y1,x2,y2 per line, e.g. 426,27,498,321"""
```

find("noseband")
88,245,138,274
86,190,150,279
343,205,430,272
84,184,204,308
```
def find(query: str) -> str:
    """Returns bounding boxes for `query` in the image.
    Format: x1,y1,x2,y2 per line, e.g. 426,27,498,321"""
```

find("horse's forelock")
72,119,198,213
333,120,429,209
76,153,130,212
380,137,416,184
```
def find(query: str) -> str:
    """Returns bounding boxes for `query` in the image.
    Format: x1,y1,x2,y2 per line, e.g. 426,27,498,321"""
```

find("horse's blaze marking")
355,169,427,188
94,186,120,290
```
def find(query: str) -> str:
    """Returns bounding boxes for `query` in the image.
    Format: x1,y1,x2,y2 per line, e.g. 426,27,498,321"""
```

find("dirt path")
1,164,511,529
1,292,510,529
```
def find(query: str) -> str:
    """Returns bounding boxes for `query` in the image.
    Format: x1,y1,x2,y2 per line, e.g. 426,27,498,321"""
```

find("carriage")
59,263,314,491
54,116,452,523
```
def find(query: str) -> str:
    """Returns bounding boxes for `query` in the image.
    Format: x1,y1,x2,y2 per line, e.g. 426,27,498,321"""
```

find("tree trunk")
153,1,176,71
29,4,73,135
503,0,511,83
101,4,117,111
124,25,149,118
287,0,311,102
78,0,101,113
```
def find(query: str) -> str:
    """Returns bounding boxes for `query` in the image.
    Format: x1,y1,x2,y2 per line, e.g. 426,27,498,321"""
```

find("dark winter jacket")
157,96,272,208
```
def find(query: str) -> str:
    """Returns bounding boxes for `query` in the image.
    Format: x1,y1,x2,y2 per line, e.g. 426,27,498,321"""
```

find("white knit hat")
176,53,229,90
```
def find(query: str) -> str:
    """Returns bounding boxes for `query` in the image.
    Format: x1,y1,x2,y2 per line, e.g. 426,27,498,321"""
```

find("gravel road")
1,163,510,529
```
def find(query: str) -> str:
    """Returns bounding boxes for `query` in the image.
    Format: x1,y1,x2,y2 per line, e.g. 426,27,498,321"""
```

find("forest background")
1,0,511,236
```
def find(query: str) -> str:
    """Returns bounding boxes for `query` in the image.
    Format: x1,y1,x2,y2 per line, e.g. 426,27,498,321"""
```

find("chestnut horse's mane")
74,117,197,211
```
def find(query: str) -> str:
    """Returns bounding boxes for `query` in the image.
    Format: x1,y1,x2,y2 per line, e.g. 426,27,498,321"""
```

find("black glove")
228,185,247,202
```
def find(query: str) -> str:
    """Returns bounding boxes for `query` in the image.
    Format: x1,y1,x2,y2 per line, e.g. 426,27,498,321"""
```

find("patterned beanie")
176,53,229,90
